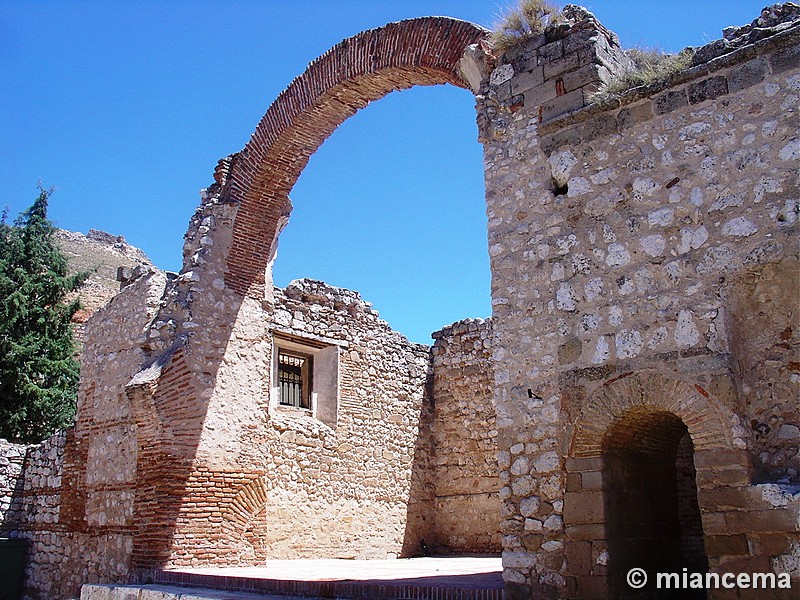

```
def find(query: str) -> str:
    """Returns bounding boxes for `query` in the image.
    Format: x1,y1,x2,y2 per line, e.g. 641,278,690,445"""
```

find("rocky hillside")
56,229,156,340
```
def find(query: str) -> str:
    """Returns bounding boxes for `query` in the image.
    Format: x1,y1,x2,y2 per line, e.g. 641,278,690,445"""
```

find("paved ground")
83,584,307,600
167,556,503,589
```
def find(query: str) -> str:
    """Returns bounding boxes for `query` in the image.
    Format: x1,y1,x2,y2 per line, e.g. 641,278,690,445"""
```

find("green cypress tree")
0,187,88,442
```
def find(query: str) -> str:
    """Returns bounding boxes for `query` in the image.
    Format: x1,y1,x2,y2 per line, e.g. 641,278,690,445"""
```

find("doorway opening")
603,409,709,599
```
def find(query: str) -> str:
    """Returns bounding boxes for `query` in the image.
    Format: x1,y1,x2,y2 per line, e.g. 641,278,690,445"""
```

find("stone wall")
0,267,167,599
430,318,500,554
3,6,799,600
205,278,433,563
133,277,499,567
479,5,799,598
0,439,28,522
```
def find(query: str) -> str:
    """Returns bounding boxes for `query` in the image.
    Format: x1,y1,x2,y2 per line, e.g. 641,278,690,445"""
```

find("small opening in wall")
272,333,340,427
552,178,568,196
278,350,312,409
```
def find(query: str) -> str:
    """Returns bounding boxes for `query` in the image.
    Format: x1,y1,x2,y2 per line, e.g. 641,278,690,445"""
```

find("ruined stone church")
1,3,798,599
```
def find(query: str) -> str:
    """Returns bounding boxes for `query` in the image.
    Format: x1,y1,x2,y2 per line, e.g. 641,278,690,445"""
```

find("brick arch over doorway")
217,17,489,295
563,372,752,599
570,372,739,457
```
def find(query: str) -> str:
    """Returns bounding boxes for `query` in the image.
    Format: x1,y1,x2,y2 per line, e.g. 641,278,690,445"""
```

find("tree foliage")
0,187,88,442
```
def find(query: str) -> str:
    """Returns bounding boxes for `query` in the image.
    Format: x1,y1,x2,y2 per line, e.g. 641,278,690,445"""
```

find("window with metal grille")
278,350,312,409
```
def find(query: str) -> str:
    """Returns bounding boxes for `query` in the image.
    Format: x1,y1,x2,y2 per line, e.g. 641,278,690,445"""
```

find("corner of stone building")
428,317,501,555
475,4,633,144
480,3,800,598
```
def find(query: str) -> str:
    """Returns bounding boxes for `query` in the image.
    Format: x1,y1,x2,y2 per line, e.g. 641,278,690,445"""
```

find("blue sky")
2,1,766,344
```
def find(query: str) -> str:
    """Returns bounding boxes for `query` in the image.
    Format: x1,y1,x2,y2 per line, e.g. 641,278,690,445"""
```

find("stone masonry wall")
0,439,28,523
0,268,167,599
430,318,501,554
136,276,435,567
241,279,432,561
479,5,799,599
144,278,504,567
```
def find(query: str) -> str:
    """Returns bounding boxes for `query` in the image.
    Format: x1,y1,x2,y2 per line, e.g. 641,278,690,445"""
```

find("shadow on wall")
726,255,800,484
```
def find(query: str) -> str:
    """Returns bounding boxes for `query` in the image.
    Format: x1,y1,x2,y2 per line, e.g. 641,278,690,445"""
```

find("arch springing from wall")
217,17,489,295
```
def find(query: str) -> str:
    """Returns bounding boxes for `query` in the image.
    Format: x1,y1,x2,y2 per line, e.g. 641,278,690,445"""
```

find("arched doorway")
564,373,742,599
603,408,709,599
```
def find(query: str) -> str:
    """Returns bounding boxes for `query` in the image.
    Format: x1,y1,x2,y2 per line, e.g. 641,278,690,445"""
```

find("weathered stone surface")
482,4,799,596
2,6,799,600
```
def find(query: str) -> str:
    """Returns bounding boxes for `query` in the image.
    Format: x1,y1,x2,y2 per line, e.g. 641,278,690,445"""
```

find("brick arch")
220,17,489,295
222,476,270,533
564,372,745,598
218,476,273,563
570,372,737,458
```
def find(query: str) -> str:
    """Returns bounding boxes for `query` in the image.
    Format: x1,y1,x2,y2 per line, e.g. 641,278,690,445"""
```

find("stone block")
574,575,610,599
564,491,604,524
688,75,729,105
565,540,593,575
769,42,800,74
511,67,545,95
727,57,768,93
701,511,729,535
725,509,796,533
492,80,513,104
503,550,537,568
654,89,688,115
566,472,582,492
697,486,752,511
564,30,601,56
544,50,583,80
747,532,793,556
510,49,541,74
705,534,749,556
580,470,603,490
694,466,750,487
521,533,543,550
565,456,603,472
80,585,113,600
539,126,584,155
538,39,564,63
578,114,618,143
714,555,773,576
617,101,654,130
522,79,558,109
566,523,606,540
540,89,585,122
562,63,606,93
693,448,750,469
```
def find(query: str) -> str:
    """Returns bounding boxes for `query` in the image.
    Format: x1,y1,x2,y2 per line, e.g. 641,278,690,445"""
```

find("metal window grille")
278,351,311,409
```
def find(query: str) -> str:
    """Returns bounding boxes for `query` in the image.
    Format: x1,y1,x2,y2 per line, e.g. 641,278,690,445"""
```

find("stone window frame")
270,330,342,428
